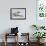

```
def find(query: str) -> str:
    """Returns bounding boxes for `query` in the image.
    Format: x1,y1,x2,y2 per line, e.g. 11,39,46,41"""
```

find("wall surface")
0,0,37,42
0,0,36,34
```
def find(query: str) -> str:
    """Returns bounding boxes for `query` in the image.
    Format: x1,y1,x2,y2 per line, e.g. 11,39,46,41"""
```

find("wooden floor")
0,42,46,46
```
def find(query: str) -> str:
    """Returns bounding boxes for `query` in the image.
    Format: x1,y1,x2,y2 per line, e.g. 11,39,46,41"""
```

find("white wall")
0,0,37,42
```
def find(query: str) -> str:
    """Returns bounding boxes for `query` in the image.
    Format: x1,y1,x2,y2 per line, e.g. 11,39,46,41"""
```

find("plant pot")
37,39,40,43
37,39,45,44
40,38,45,43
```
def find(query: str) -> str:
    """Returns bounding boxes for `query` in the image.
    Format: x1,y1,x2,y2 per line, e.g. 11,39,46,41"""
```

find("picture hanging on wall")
10,8,26,20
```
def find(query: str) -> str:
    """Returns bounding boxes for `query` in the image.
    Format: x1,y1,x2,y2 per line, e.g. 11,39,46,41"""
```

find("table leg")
4,33,7,46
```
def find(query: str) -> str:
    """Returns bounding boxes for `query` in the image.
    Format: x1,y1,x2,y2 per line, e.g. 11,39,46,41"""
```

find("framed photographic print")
10,8,26,20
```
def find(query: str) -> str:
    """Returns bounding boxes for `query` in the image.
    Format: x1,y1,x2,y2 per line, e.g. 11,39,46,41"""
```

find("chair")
18,33,30,46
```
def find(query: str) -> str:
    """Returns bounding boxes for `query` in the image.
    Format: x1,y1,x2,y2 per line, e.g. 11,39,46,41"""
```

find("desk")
4,33,30,46
4,33,18,46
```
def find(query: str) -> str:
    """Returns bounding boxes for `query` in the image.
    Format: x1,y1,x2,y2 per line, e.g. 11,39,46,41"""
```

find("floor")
0,42,46,46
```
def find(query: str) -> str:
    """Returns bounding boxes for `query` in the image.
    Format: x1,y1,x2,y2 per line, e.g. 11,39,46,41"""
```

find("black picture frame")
10,8,26,20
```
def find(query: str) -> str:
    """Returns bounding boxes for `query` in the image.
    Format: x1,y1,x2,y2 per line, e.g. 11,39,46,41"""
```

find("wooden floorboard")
0,42,46,46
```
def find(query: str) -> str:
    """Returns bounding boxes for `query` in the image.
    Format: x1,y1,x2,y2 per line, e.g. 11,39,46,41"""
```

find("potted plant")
33,32,46,43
